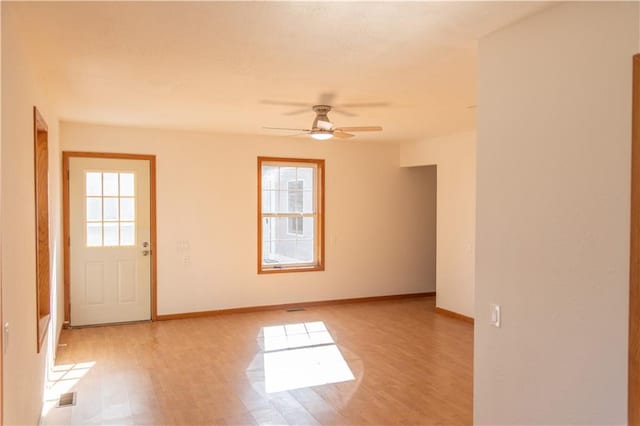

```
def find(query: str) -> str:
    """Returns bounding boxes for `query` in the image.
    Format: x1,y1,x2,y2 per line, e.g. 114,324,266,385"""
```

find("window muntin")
259,158,324,273
85,171,136,247
287,180,304,236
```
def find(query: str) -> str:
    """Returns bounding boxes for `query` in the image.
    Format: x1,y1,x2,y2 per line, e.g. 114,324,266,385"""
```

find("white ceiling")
9,1,551,143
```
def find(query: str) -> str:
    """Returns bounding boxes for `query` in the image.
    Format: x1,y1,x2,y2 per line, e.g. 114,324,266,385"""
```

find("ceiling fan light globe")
311,132,333,141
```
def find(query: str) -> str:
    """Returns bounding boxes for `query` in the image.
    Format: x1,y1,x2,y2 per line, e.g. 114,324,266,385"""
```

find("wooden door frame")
629,53,640,426
62,151,158,325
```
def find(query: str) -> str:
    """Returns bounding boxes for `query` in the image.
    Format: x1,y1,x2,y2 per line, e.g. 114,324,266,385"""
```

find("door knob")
143,250,150,256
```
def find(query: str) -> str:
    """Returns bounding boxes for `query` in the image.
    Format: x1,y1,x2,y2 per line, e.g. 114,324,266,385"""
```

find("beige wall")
2,4,64,425
401,131,476,318
61,122,437,315
475,2,638,424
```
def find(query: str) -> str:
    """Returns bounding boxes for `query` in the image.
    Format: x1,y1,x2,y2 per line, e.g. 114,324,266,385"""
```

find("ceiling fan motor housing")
312,105,333,130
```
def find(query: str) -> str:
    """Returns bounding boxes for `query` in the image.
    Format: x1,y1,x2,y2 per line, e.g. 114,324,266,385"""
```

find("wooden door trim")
62,151,158,325
629,53,640,426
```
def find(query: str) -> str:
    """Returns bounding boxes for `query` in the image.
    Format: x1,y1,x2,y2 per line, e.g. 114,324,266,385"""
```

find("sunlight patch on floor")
41,361,95,417
259,321,354,393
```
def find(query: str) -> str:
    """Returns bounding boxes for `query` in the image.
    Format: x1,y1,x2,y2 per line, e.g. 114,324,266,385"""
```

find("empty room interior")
2,1,640,425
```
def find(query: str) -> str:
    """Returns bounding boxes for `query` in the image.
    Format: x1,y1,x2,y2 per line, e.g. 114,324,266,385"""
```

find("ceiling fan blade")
337,102,389,108
334,126,383,132
283,107,312,116
333,131,355,139
263,126,311,132
331,107,357,117
318,92,336,106
260,100,311,107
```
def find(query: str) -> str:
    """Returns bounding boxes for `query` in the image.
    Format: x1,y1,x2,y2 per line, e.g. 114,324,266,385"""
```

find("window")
258,157,324,273
85,171,136,247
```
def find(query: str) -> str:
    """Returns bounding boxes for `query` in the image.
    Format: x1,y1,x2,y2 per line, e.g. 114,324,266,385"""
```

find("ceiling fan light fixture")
310,131,333,141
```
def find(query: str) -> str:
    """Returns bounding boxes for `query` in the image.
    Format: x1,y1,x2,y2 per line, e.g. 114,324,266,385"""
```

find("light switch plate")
490,304,501,327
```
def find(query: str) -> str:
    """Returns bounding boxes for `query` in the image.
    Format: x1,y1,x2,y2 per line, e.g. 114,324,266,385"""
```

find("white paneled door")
69,157,151,326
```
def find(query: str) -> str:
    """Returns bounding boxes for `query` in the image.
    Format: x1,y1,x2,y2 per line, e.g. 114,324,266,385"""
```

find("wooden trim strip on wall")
434,307,474,324
629,53,640,426
34,107,51,353
156,292,436,321
62,151,158,326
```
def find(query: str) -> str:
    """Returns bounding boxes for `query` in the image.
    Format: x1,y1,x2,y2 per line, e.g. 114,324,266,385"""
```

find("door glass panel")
119,173,135,196
86,198,102,221
103,173,119,196
86,223,102,247
86,172,102,196
85,171,137,247
103,198,119,221
103,223,118,246
120,198,135,221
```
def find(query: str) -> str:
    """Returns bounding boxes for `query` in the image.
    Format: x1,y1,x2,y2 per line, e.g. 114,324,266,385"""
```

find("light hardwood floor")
42,296,473,426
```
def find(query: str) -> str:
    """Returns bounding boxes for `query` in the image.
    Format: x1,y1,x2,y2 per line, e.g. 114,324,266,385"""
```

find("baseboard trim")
435,307,474,324
156,291,436,321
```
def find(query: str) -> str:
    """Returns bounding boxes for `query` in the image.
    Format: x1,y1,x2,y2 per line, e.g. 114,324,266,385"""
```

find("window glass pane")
271,217,297,241
301,216,315,239
262,166,279,190
104,223,119,246
103,173,119,196
302,190,314,213
103,198,119,221
262,217,274,243
263,239,297,265
120,222,135,246
287,217,303,235
262,217,310,265
86,223,102,247
86,172,102,196
86,197,102,221
287,180,303,213
119,173,135,197
262,190,277,214
277,189,288,212
298,167,314,190
278,167,296,190
120,198,135,221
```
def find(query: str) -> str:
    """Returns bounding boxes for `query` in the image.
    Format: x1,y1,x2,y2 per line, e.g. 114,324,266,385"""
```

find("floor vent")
57,392,76,408
286,307,305,312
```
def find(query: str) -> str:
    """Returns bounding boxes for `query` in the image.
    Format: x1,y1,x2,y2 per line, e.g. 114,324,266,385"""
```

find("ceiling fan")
264,105,383,141
260,92,389,117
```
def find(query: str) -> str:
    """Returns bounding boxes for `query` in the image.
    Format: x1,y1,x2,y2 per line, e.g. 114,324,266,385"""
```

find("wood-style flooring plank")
42,297,472,425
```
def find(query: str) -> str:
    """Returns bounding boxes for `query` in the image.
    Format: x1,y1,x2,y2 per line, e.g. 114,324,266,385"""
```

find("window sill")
258,265,324,274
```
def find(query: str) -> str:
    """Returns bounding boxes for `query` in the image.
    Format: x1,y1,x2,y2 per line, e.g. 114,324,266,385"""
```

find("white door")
69,157,151,326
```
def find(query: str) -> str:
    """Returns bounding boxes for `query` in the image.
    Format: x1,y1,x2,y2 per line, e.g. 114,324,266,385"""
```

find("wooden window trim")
34,107,50,353
629,53,640,426
257,157,325,274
